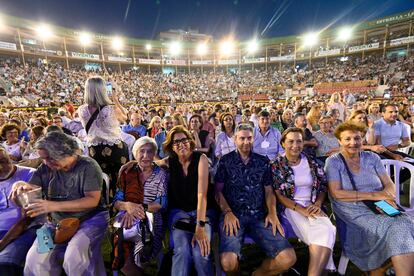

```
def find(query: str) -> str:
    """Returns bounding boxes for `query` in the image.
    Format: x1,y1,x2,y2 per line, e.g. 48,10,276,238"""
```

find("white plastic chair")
381,159,414,214
102,172,111,206
397,142,414,156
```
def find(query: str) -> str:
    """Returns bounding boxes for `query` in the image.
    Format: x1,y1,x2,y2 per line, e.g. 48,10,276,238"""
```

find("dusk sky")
1,0,414,40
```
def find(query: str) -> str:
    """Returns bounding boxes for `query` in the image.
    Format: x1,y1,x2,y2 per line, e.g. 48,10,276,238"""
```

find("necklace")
287,156,301,166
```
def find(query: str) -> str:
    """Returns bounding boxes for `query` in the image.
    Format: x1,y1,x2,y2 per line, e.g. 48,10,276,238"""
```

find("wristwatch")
142,203,148,211
197,220,206,227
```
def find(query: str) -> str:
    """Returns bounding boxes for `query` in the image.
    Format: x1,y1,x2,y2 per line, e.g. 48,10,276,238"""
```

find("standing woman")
271,127,336,275
77,76,129,197
327,92,346,121
162,125,216,276
215,113,236,159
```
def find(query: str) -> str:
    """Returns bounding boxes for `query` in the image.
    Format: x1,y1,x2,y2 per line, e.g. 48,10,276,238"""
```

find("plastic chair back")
381,159,414,211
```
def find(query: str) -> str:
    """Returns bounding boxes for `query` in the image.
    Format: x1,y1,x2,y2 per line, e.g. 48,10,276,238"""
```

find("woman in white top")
77,76,129,197
271,127,336,275
215,113,236,159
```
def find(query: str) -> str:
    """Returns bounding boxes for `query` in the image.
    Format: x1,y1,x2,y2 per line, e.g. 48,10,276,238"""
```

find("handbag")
338,153,382,214
54,217,80,244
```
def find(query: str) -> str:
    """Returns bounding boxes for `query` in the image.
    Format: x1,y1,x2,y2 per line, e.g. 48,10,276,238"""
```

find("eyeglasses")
173,138,190,146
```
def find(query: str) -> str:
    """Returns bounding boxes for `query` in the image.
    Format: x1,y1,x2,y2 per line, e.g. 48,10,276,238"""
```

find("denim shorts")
219,214,292,258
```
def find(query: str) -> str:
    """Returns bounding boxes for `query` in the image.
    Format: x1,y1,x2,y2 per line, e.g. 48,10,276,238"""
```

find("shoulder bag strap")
85,105,106,134
338,153,358,191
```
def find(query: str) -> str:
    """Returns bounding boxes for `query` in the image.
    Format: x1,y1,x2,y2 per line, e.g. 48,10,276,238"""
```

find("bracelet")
293,203,297,211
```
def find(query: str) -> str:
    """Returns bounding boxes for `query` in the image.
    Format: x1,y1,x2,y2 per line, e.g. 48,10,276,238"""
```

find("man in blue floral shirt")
215,124,296,275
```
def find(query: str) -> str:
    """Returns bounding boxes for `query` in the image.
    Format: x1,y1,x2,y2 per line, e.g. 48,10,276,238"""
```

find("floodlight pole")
409,21,413,54
294,43,297,69
100,42,106,72
383,24,388,58
147,49,150,73
309,46,312,69
16,29,25,66
132,46,136,67
279,43,282,71
187,48,190,74
63,37,69,69
362,30,367,59
213,50,216,74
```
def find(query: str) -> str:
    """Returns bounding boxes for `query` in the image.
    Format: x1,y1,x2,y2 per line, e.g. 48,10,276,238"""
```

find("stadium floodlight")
247,39,258,54
112,37,123,50
0,17,5,31
337,27,353,42
79,32,92,46
145,44,152,51
169,41,182,56
220,40,234,56
36,24,53,40
302,32,319,47
197,43,208,56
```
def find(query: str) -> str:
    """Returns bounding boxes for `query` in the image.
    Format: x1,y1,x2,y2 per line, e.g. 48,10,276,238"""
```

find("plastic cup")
18,187,42,207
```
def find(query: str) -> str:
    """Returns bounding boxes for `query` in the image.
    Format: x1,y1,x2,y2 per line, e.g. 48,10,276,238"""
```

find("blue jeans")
169,209,215,276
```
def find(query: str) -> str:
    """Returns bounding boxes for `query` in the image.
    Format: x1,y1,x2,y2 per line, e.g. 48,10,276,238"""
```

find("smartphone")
106,82,113,97
173,220,196,233
374,200,401,216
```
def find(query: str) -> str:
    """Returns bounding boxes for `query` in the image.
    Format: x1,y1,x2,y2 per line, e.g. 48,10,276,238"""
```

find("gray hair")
84,76,113,107
35,131,79,160
132,136,158,160
235,123,254,134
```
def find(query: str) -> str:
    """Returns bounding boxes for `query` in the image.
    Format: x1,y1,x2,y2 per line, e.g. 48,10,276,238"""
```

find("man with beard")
215,124,296,276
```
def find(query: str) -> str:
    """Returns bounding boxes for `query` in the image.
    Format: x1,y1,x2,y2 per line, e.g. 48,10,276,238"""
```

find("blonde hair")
148,116,162,129
84,76,113,107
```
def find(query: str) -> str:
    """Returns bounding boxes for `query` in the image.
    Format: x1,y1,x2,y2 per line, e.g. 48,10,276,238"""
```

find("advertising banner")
191,60,213,65
390,36,414,46
314,48,341,57
269,55,294,61
165,59,186,65
108,56,133,62
217,59,238,65
243,57,265,64
71,52,100,60
348,42,379,53
137,58,161,65
0,41,17,51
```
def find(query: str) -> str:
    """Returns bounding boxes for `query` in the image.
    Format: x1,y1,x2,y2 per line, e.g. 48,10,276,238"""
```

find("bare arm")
196,154,209,222
328,180,393,202
25,191,102,217
304,138,318,148
265,185,277,216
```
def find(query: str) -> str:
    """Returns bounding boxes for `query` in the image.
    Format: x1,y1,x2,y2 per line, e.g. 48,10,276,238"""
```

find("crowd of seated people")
0,52,413,107
1,64,414,275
